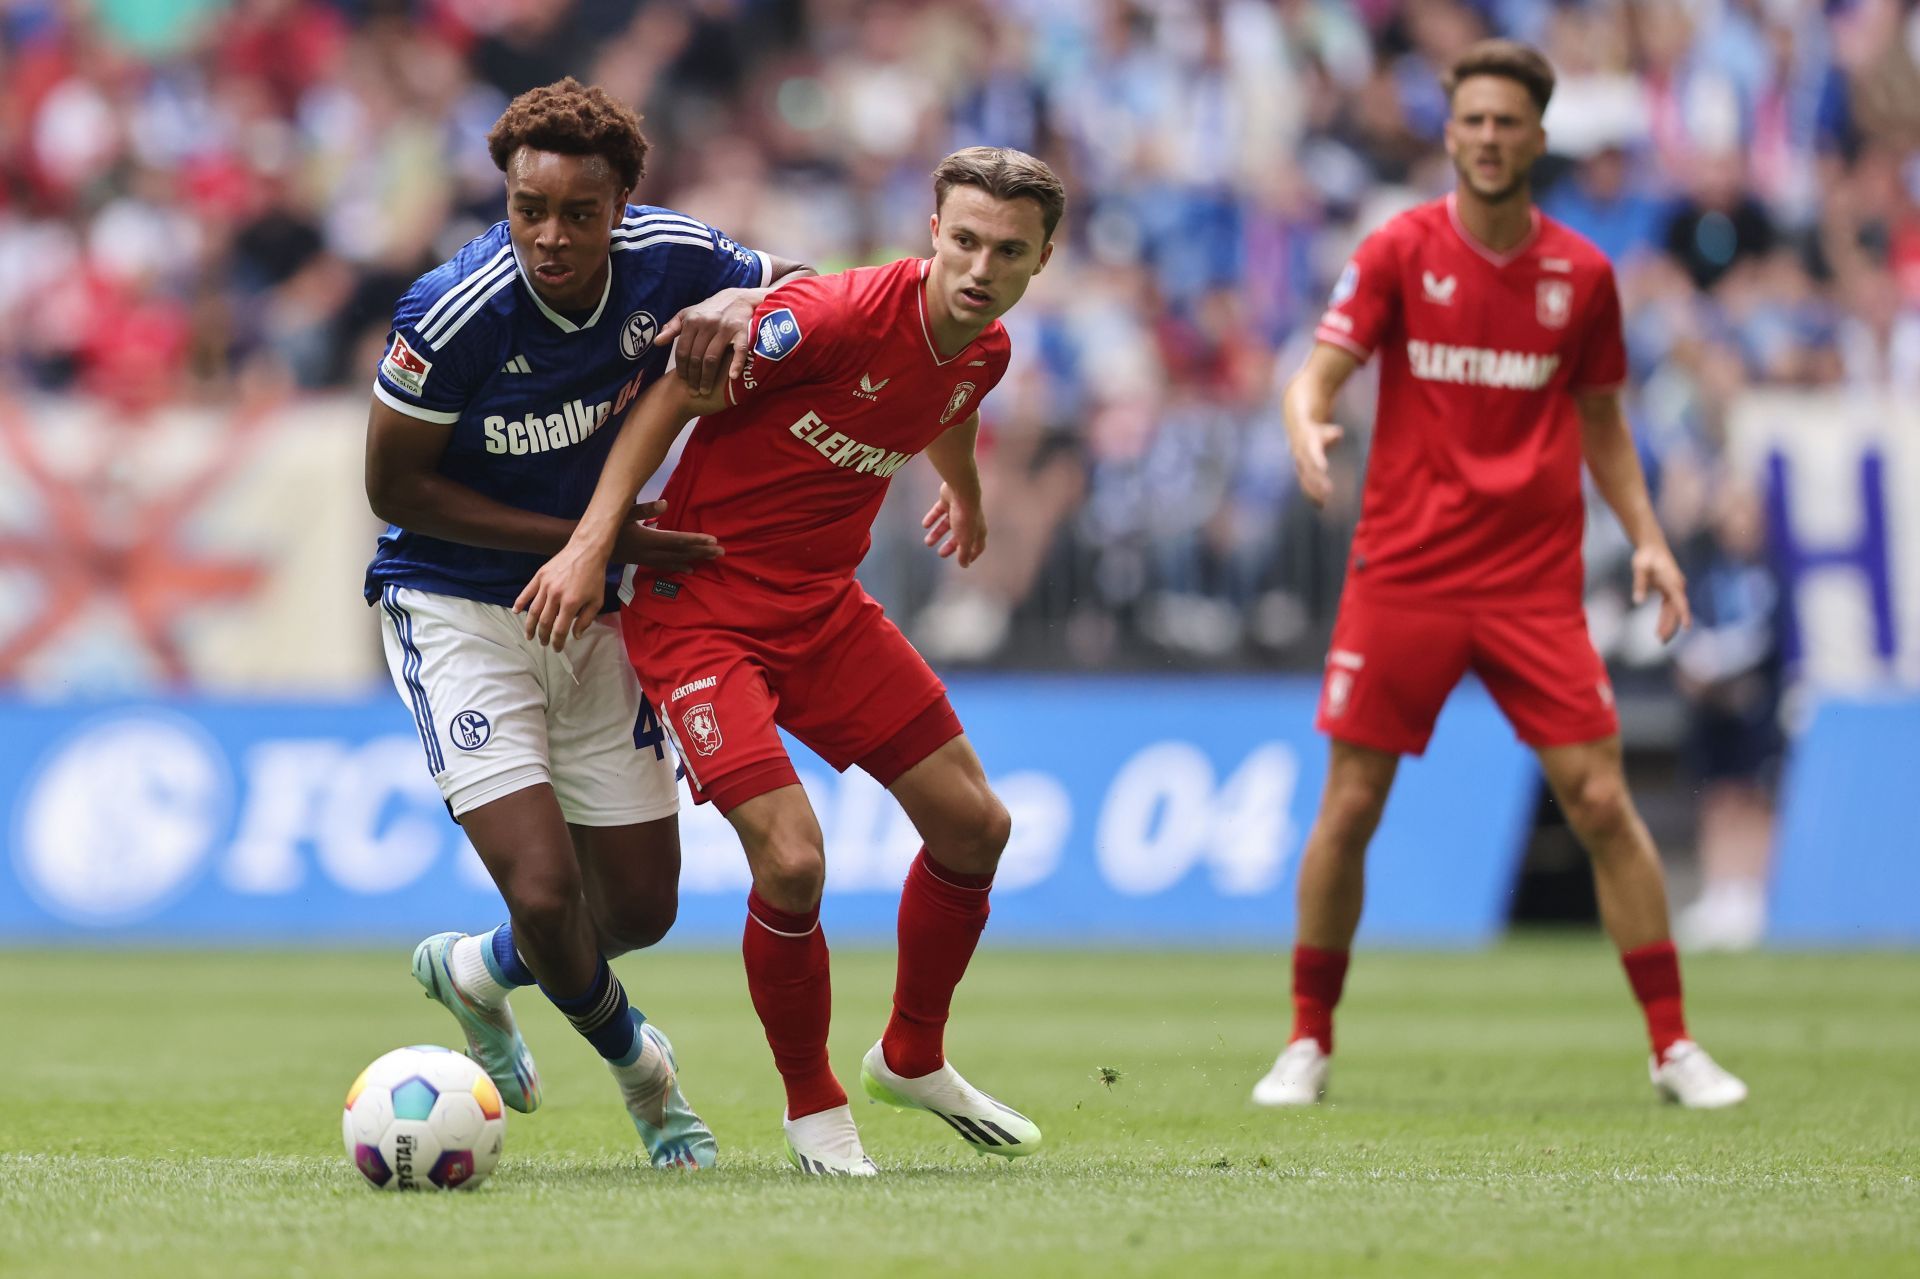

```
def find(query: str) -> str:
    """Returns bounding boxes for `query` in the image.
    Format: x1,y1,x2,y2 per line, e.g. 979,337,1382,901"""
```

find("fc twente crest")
682,703,723,756
941,381,976,424
1536,279,1573,328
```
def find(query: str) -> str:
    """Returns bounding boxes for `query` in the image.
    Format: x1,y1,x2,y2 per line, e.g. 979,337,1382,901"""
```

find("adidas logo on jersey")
1405,340,1560,390
500,355,531,374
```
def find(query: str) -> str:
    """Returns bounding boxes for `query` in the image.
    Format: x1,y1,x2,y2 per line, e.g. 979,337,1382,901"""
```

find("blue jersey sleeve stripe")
611,227,712,244
621,218,707,237
754,250,773,287
611,223,713,243
421,270,517,349
417,258,514,347
372,380,462,423
622,211,708,233
612,232,715,254
414,245,514,336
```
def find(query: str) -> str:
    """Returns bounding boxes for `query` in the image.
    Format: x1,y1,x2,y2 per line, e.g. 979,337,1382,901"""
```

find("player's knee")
1321,779,1390,845
1564,773,1633,844
965,790,1013,865
926,786,1010,876
754,844,826,913
980,792,1013,855
592,893,677,957
501,866,585,943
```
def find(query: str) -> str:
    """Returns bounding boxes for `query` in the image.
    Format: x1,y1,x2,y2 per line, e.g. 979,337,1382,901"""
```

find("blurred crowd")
1,0,1916,689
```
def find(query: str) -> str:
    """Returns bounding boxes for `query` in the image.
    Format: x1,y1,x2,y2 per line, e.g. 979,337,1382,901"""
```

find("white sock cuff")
747,908,820,939
451,933,511,1009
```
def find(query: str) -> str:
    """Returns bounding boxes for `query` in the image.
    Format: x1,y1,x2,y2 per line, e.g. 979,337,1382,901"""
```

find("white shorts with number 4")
375,584,677,824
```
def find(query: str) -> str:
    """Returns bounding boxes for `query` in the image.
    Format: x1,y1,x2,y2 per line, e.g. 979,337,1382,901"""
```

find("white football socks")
451,932,512,1009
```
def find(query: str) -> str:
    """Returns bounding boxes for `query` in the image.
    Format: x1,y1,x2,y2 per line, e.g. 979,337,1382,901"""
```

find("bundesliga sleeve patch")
753,307,803,361
381,332,433,396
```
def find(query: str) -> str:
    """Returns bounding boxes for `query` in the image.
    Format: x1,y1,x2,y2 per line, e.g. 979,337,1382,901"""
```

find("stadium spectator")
0,0,1912,672
1671,482,1784,953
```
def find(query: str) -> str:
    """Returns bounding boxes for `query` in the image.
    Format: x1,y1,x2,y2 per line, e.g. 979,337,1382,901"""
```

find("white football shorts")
375,584,678,824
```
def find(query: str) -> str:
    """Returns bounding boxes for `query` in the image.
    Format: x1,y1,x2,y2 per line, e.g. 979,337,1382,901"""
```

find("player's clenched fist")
923,482,988,567
515,545,607,651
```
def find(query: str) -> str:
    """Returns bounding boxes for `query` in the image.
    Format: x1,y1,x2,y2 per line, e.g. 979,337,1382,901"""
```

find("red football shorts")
1315,591,1619,756
622,586,960,812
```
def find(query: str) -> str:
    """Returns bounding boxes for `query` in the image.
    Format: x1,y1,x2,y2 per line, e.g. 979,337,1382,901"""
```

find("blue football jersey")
363,205,774,609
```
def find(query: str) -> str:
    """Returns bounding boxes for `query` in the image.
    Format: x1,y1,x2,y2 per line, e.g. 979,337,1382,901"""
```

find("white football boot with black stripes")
860,1041,1043,1158
784,1104,879,1176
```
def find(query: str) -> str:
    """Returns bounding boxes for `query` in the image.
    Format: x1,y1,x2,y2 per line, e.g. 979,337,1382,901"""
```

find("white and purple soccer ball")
342,1046,506,1191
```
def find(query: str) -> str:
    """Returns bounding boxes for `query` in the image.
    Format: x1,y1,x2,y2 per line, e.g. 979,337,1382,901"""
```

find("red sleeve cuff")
1313,328,1372,361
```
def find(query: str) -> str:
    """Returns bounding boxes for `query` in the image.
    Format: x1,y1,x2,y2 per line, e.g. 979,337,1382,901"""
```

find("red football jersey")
1314,195,1627,611
630,257,1010,629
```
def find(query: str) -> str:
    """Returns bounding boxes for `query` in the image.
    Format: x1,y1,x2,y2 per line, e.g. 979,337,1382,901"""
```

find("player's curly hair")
486,77,649,193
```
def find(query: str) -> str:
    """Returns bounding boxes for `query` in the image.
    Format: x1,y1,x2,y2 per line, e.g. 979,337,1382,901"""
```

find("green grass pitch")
2,939,1915,1278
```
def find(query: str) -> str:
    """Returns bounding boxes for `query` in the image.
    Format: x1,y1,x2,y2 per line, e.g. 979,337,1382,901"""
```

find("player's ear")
929,212,940,250
1034,241,1054,274
610,191,632,230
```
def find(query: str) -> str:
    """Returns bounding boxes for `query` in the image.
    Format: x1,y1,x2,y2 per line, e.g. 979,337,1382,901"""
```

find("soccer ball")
342,1045,506,1191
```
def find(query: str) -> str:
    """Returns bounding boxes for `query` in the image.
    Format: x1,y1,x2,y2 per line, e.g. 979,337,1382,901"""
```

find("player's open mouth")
958,287,992,309
535,264,573,283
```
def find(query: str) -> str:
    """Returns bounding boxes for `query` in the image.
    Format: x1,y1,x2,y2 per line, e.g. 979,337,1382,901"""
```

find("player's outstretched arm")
515,375,729,650
657,256,815,397
1576,388,1691,642
922,412,987,567
1283,343,1360,508
365,399,719,570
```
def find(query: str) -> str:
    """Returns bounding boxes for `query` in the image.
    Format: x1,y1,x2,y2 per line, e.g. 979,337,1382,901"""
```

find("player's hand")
923,482,987,567
1632,543,1692,643
611,500,723,571
514,543,608,653
658,289,755,398
1288,418,1343,507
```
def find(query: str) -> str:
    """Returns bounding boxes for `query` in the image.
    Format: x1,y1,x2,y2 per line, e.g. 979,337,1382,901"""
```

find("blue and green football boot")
410,931,542,1113
612,1015,718,1170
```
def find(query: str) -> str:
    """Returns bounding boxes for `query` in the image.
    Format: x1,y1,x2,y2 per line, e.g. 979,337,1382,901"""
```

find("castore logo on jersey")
1421,271,1457,305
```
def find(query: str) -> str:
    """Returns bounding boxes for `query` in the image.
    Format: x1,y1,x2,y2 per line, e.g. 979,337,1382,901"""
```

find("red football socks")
743,888,846,1119
1621,939,1690,1061
883,848,993,1079
1290,944,1350,1052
